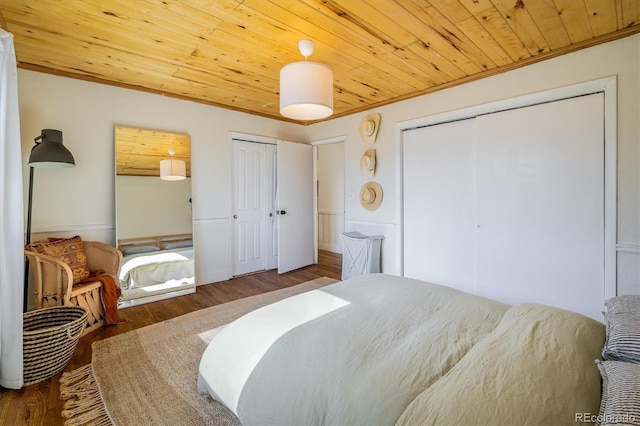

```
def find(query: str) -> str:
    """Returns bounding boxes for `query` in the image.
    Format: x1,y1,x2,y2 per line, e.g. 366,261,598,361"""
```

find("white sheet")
119,247,194,289
198,274,508,425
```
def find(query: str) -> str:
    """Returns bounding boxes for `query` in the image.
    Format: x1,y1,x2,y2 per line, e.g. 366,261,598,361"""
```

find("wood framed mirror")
115,126,195,307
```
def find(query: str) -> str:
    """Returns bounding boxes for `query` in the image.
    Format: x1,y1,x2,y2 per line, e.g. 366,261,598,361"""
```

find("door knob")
269,212,273,217
233,214,238,219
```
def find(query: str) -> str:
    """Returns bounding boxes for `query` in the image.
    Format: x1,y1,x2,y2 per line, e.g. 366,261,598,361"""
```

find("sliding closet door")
475,93,604,318
403,92,606,319
403,118,477,294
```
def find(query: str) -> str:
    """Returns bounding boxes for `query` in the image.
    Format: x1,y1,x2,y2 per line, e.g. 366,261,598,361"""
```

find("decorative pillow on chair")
28,236,90,284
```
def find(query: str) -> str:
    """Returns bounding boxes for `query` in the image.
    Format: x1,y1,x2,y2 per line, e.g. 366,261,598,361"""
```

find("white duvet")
119,248,194,289
198,274,508,425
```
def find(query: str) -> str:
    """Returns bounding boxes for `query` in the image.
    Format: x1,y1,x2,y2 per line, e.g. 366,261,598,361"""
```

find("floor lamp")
24,129,75,312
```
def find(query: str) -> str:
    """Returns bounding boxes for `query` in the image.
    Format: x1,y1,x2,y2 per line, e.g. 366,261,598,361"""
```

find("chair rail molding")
617,244,640,254
30,224,115,234
29,224,116,245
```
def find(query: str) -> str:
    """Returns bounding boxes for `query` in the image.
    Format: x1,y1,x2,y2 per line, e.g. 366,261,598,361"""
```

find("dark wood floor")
0,251,342,426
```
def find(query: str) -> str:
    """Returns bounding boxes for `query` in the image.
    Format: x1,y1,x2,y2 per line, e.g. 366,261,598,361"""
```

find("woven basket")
23,306,88,386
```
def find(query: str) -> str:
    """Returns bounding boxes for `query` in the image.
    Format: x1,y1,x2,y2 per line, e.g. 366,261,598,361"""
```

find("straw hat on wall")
360,181,383,211
360,149,376,177
359,113,381,144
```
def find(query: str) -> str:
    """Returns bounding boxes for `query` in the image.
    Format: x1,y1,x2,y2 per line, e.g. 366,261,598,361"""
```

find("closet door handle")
233,214,238,219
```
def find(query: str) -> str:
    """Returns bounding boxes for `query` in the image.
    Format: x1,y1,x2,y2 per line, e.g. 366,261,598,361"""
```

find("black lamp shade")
29,129,75,168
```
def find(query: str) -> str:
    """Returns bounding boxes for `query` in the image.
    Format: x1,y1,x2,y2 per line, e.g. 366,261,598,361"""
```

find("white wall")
306,34,640,290
18,70,305,288
317,143,344,213
116,176,192,240
317,143,344,253
18,34,640,294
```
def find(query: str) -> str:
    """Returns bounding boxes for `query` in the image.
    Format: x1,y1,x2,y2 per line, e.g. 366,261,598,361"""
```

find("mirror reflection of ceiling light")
160,148,186,181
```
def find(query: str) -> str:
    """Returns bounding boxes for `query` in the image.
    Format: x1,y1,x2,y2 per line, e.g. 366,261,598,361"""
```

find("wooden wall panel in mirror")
115,126,195,308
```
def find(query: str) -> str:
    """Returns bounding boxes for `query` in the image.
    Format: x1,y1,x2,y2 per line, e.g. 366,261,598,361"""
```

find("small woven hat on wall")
360,149,376,177
360,181,383,211
359,113,381,144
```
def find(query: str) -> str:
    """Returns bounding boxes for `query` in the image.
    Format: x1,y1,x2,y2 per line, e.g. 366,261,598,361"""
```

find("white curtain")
0,29,24,389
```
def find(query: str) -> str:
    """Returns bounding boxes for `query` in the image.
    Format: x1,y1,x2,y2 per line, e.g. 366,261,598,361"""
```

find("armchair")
25,241,123,335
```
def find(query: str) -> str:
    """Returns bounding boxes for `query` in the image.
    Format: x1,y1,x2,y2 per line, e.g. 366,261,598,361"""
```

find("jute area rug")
59,277,338,426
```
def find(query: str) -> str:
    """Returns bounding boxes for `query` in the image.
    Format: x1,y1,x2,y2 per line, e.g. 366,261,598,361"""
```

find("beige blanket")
397,303,605,426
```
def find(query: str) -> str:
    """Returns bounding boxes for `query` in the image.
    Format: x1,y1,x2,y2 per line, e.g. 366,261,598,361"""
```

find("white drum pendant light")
280,40,333,121
160,148,186,181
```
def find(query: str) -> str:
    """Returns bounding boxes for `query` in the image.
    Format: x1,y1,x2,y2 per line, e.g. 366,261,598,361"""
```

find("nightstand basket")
22,306,88,386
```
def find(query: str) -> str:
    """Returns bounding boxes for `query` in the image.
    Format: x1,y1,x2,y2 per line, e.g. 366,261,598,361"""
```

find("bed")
118,234,195,307
198,274,608,426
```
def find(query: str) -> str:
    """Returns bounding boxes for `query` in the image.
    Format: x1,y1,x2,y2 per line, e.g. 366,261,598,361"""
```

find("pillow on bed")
163,240,192,250
122,245,160,256
596,360,640,425
602,295,640,363
28,235,90,284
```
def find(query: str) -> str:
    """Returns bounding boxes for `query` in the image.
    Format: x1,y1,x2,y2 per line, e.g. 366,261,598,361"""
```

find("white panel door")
277,140,314,273
475,93,604,319
232,141,266,275
403,119,477,294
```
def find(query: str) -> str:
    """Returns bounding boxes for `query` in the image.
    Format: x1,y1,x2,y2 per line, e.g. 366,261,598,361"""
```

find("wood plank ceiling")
1,0,639,123
115,126,191,177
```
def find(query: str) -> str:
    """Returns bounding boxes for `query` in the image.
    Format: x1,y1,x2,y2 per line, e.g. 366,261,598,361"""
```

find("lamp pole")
23,129,75,312
23,165,34,312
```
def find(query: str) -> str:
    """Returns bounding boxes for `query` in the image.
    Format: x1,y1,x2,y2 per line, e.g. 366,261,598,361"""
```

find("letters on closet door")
403,93,606,320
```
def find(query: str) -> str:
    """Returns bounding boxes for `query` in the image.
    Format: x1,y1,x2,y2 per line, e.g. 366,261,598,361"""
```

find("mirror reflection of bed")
115,126,195,308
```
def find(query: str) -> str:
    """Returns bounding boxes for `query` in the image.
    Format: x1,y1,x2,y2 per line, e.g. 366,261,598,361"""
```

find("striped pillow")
602,295,640,363
595,360,640,426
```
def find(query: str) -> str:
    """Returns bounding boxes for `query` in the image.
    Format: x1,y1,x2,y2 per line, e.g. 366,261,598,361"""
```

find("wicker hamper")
23,306,88,386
